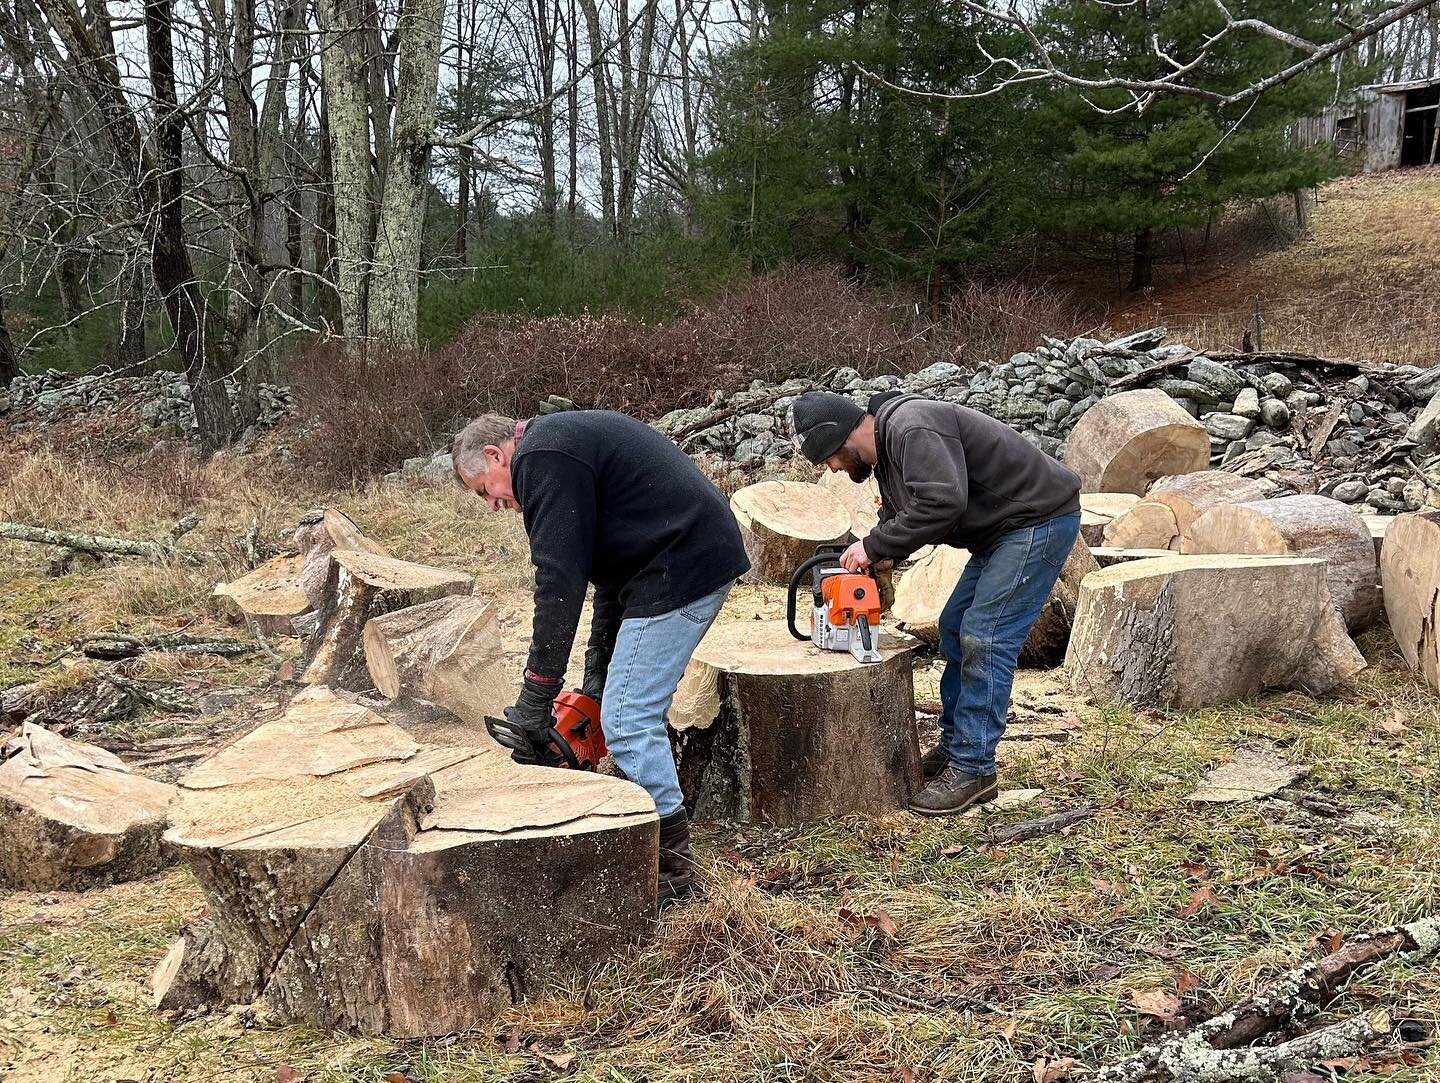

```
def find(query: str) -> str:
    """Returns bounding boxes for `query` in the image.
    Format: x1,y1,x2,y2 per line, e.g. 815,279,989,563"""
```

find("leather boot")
909,766,998,817
920,744,949,781
657,808,696,906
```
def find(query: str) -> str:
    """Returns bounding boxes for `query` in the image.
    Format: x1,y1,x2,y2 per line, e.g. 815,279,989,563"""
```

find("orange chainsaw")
484,691,608,770
786,545,883,663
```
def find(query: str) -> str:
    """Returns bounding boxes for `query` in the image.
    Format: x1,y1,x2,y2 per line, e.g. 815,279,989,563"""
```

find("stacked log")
1380,510,1440,689
363,596,510,726
1064,389,1210,494
212,555,311,637
1100,471,1268,553
294,508,390,607
730,480,853,584
819,472,884,536
1080,493,1141,544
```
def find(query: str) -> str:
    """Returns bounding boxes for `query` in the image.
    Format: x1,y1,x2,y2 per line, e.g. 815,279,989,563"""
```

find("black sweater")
512,411,750,681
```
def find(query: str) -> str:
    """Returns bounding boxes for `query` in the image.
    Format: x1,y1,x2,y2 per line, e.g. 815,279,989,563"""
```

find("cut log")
1089,547,1176,568
1018,535,1100,667
1380,510,1440,689
1145,470,1270,551
300,549,473,690
1102,501,1180,551
157,686,657,1036
363,596,509,726
1080,492,1141,544
0,722,175,890
1187,496,1381,631
819,471,884,536
212,554,311,637
668,620,921,824
730,480,853,584
294,508,390,608
1065,554,1365,709
891,545,971,642
1064,389,1210,495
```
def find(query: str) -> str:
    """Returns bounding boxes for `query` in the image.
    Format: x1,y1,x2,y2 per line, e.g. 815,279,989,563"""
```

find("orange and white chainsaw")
786,545,883,664
484,691,608,770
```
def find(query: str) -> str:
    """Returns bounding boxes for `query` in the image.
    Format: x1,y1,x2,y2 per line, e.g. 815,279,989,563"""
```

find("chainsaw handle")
787,550,843,641
484,715,579,769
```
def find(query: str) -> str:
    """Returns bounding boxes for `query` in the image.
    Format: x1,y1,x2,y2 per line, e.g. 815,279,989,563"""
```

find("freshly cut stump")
819,472,884,535
364,596,510,725
1188,496,1381,631
730,480,853,584
301,549,472,690
0,722,174,890
213,555,310,637
1065,554,1365,709
892,545,971,642
1380,510,1440,689
1145,470,1269,551
1080,493,1141,545
294,508,390,608
1102,501,1180,551
668,620,920,824
156,686,657,1035
1019,536,1101,667
1065,389,1209,495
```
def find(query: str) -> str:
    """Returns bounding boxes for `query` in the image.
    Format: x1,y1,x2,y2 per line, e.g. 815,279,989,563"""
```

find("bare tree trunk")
115,261,147,371
0,293,17,388
577,0,615,237
566,0,579,232
1128,225,1154,292
315,76,342,334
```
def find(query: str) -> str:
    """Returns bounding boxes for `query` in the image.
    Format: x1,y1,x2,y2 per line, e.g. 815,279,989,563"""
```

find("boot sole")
908,783,999,818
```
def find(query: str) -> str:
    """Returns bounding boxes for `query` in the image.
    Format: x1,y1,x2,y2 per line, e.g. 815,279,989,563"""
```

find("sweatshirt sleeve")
862,428,969,561
516,450,597,682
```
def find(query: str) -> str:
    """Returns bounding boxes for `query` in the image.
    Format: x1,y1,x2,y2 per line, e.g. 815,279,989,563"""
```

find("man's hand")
839,539,873,573
503,675,563,765
580,644,610,703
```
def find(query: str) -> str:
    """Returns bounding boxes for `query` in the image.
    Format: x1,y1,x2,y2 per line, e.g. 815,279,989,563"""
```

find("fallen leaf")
1087,962,1122,983
1318,928,1345,954
497,1024,522,1054
105,1009,118,1026
1130,988,1182,1021
997,1020,1018,1039
383,1072,419,1083
1174,969,1201,995
1180,882,1218,917
533,1049,575,1071
275,1068,304,1083
870,909,899,939
1379,716,1409,736
899,1068,917,1083
1032,1055,1079,1081
1140,940,1183,960
1090,878,1124,896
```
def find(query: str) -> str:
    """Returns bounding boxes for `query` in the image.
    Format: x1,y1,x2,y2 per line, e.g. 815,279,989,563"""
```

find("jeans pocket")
679,596,719,624
1038,520,1072,570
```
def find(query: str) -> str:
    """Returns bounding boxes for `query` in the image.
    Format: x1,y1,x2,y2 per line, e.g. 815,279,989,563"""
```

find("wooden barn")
1291,76,1440,172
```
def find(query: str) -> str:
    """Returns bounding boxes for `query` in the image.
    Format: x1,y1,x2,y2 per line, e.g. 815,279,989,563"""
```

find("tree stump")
1146,470,1270,551
1065,389,1209,494
730,480,853,583
300,548,473,690
819,471,883,535
294,508,390,608
668,620,921,824
1102,501,1181,551
155,686,657,1036
1065,554,1365,709
1080,493,1141,544
891,545,971,642
363,596,510,726
1019,536,1101,666
0,723,174,890
1187,496,1381,631
1380,510,1440,689
212,554,311,637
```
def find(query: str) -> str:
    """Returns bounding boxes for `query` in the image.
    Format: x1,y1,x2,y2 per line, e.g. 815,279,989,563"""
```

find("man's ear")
483,443,504,468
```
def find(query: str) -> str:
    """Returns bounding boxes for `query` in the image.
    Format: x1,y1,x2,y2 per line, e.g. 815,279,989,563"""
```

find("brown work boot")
909,766,998,818
920,743,949,781
657,808,696,906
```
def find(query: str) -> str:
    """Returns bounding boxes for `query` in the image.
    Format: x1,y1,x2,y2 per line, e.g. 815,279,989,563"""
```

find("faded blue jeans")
937,511,1082,776
601,584,731,816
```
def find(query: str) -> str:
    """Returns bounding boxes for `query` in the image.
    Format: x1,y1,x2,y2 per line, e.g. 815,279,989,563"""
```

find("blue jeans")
937,511,1082,776
601,584,731,816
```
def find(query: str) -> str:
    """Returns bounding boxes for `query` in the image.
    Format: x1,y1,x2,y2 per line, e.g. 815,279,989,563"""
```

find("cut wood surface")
1066,554,1365,709
212,554,311,637
1064,389,1210,495
0,722,174,890
1019,535,1100,667
294,508,390,608
157,686,657,1036
1145,470,1269,550
1089,547,1176,568
730,480,853,584
1101,501,1180,551
363,596,510,726
891,545,971,641
668,620,920,824
819,471,884,536
1380,510,1440,690
300,548,472,690
1079,492,1141,544
1360,513,1393,560
1187,496,1381,630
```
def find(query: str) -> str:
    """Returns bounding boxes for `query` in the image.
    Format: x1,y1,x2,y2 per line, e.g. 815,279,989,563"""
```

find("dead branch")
980,802,1096,845
1107,350,1368,393
0,518,215,564
75,632,257,661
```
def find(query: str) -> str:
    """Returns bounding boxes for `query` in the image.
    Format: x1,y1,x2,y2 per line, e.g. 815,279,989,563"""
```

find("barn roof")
1361,75,1440,94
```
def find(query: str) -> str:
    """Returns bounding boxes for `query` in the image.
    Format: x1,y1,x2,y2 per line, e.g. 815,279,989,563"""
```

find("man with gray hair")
452,410,750,902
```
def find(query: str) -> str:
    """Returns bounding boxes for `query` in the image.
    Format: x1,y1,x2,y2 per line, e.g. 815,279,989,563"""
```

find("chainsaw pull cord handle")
787,551,844,641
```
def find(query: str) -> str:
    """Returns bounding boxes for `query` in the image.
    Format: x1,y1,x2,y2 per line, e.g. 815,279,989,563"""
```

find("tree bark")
577,0,616,236
363,595,510,725
1128,225,1154,291
1065,389,1210,495
1379,510,1440,689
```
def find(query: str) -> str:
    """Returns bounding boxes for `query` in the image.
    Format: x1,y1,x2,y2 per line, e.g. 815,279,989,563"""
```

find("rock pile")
658,329,1440,512
0,369,294,437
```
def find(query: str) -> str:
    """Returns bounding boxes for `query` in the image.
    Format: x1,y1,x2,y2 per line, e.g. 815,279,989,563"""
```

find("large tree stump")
891,545,971,642
300,549,473,690
363,596,510,726
1147,470,1270,551
730,480,853,584
212,555,311,637
0,722,174,890
668,620,920,824
156,686,657,1036
1187,496,1381,631
1065,389,1209,495
294,508,390,608
1080,493,1141,544
1102,501,1181,551
1019,536,1101,666
819,472,884,535
1380,510,1440,689
1065,554,1365,709
1089,546,1176,568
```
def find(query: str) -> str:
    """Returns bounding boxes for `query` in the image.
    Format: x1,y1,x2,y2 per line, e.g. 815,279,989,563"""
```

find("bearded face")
828,446,873,483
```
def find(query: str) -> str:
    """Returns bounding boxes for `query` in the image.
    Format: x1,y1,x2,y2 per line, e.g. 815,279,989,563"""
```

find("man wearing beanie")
787,389,1081,816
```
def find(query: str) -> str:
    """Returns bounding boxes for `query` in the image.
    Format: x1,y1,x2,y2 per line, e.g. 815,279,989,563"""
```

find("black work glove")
580,644,611,703
503,676,563,766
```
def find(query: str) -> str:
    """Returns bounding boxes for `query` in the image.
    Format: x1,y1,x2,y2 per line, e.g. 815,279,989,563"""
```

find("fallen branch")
1095,917,1440,1082
980,802,1095,845
0,518,215,565
76,632,257,661
1108,350,1370,393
